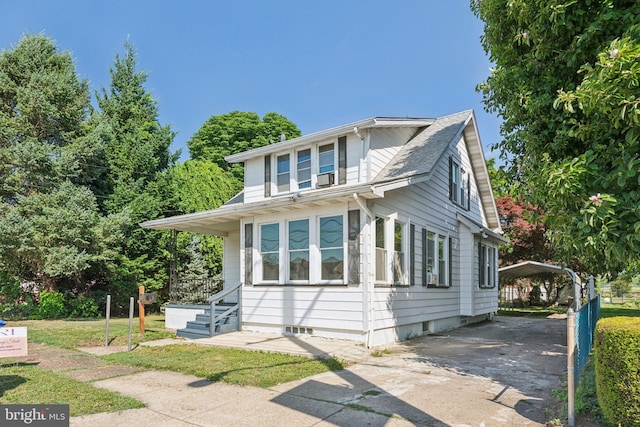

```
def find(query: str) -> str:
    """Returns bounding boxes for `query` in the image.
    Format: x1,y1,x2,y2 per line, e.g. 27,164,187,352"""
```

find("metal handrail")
207,282,242,336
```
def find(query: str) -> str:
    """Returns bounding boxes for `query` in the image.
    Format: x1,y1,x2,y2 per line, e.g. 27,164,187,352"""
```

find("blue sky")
1,0,502,161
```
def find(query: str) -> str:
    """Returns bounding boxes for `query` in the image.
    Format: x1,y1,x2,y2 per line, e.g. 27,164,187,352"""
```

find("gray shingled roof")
372,110,472,183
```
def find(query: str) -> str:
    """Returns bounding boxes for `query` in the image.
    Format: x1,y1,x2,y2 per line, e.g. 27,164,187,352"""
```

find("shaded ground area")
11,316,604,426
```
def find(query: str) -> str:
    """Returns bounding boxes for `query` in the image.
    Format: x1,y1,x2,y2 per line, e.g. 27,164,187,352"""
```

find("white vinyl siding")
367,127,417,180
368,137,473,335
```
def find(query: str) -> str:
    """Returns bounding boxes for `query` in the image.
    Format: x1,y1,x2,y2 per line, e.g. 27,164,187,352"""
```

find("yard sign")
0,327,28,358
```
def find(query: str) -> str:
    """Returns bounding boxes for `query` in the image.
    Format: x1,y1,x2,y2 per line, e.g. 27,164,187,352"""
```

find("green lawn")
11,314,174,348
104,344,345,388
1,314,346,415
0,362,144,416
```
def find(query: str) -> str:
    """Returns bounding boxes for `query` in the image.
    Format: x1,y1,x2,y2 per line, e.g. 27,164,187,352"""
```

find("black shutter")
338,136,347,185
264,155,271,197
448,157,453,201
410,224,415,285
244,223,253,285
348,209,360,285
421,228,427,286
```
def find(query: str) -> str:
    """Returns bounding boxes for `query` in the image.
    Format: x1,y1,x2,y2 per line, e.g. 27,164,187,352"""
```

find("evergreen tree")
95,41,177,300
0,34,123,294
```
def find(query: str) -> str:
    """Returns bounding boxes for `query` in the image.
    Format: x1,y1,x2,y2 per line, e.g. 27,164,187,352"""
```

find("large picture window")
255,213,348,285
319,215,343,280
288,219,309,281
260,223,279,281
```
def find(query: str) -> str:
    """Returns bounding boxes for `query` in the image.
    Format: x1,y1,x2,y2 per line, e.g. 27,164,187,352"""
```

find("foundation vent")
285,326,313,335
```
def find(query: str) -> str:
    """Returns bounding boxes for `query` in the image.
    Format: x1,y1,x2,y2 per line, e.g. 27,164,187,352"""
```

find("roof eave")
225,117,435,163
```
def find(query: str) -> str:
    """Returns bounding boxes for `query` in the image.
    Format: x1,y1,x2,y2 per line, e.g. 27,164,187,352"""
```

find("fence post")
128,297,134,351
104,295,111,347
567,308,575,427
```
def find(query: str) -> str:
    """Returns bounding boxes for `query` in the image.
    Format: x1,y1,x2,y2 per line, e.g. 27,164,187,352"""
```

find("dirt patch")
20,343,146,382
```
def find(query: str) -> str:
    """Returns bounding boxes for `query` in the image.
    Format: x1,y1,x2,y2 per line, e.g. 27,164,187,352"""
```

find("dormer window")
267,139,344,197
297,149,311,189
317,143,335,187
276,154,290,193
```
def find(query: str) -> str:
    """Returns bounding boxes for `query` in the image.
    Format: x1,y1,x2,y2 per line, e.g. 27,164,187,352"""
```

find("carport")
498,261,581,310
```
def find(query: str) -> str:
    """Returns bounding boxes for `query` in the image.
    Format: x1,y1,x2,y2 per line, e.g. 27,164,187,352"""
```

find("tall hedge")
595,317,640,426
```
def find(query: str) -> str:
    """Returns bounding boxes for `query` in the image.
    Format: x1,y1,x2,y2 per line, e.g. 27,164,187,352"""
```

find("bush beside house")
595,316,640,426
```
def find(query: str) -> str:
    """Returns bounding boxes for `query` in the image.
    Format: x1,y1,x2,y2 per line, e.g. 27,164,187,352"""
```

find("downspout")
353,193,375,348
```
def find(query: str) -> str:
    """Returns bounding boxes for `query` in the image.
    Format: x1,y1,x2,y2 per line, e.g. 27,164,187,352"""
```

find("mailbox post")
138,286,157,336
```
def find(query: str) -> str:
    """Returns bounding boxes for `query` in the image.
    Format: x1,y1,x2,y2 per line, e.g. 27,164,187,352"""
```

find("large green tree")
95,41,177,299
473,0,640,273
161,160,243,276
187,111,301,172
0,34,123,293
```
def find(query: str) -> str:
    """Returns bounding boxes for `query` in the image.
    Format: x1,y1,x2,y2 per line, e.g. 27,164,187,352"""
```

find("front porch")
165,277,241,339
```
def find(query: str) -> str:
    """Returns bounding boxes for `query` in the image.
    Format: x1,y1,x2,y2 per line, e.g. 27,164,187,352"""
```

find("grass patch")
568,302,639,425
11,315,174,348
370,348,391,357
0,362,144,416
104,344,345,388
575,357,606,423
498,306,567,317
599,303,640,318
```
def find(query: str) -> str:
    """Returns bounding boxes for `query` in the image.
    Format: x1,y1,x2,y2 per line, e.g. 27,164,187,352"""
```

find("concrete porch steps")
176,303,238,339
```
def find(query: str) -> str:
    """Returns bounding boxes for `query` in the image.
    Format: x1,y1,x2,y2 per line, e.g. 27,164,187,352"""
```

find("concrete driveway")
72,316,568,426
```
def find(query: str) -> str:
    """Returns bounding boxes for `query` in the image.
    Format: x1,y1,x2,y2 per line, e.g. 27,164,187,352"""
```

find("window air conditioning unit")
426,273,438,285
316,172,335,187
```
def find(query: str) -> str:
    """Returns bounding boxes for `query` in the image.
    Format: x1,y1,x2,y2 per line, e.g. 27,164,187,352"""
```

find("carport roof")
498,261,576,285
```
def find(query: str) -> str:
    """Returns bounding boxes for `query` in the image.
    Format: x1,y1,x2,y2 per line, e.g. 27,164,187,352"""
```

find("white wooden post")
567,308,575,426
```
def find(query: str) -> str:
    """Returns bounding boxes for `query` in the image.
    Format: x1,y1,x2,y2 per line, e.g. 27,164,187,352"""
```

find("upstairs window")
297,149,311,189
277,154,290,193
318,144,335,174
449,158,469,210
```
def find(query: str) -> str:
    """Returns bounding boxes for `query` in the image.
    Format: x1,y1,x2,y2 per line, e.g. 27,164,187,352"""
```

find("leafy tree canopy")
473,0,640,273
187,111,301,170
0,34,126,293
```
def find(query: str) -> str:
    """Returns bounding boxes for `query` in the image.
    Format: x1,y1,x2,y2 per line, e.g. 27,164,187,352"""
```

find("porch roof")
139,183,380,236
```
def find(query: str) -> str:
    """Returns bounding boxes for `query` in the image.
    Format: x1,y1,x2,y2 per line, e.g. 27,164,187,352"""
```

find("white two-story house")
141,109,507,346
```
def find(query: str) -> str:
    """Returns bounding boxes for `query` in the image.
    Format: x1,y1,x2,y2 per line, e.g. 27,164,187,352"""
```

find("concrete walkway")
31,316,569,426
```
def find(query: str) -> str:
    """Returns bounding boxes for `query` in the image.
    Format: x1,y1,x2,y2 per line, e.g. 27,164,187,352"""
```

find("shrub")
595,316,640,426
36,290,68,319
67,295,100,318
